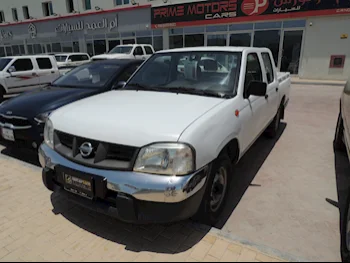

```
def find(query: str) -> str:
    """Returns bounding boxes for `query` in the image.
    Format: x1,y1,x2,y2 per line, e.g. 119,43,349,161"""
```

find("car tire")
266,103,282,138
0,88,4,103
194,154,232,226
342,198,350,262
334,112,346,152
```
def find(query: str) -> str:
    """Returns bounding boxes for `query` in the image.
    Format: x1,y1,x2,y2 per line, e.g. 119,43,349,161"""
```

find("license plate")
1,128,15,141
63,172,93,199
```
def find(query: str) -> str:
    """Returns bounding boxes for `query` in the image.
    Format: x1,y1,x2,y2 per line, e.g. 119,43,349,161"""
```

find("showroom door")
280,30,304,75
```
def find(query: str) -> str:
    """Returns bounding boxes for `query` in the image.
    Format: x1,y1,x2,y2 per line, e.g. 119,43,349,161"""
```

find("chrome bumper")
39,143,208,204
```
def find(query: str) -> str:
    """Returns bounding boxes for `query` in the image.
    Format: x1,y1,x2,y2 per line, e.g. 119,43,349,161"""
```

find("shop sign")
152,0,350,28
55,16,118,34
0,30,13,41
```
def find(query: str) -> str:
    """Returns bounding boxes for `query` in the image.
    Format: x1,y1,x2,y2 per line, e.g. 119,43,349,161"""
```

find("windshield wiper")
125,83,164,92
164,87,233,99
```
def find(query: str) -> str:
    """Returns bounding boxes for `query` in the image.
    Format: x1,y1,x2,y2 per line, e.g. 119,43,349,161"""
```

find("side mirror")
8,66,16,74
247,81,267,98
112,81,127,90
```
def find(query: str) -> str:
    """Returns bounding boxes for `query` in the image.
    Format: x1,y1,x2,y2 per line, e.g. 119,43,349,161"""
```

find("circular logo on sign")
79,142,94,158
241,0,269,16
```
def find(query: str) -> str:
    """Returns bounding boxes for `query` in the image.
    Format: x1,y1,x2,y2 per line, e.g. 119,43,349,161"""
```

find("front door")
5,58,40,94
133,46,146,60
280,30,303,75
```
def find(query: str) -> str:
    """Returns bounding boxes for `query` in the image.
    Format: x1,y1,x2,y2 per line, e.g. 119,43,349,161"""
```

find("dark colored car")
0,59,142,150
334,78,350,262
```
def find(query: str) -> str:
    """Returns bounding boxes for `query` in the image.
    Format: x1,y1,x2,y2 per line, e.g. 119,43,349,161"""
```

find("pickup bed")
39,46,290,225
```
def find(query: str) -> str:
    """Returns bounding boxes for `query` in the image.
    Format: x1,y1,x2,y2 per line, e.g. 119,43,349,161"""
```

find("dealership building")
0,0,349,80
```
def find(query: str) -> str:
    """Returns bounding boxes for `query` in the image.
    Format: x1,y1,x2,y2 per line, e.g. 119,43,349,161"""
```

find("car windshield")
52,63,120,89
109,46,133,54
126,51,242,98
55,55,68,62
0,58,12,71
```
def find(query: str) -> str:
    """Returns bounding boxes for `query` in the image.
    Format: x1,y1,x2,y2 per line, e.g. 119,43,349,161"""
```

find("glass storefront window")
33,44,42,54
93,40,106,55
46,44,52,53
229,23,253,31
19,45,25,55
207,34,227,46
136,30,152,37
253,30,281,65
255,21,282,30
185,34,204,47
206,25,228,33
73,41,80,52
108,40,120,52
170,28,184,35
62,42,73,53
12,45,20,55
229,33,251,47
0,47,5,57
153,36,163,51
281,30,303,74
283,20,306,28
52,43,62,53
184,26,205,34
170,35,183,49
5,47,13,56
27,45,34,55
122,39,135,45
87,42,94,56
137,37,152,45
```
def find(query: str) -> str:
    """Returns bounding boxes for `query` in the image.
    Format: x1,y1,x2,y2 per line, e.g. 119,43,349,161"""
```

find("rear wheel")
334,112,346,152
195,155,232,226
266,103,283,138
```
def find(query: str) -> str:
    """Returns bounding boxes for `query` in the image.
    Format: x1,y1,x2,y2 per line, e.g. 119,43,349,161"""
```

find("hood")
50,90,225,147
0,86,98,118
92,54,131,60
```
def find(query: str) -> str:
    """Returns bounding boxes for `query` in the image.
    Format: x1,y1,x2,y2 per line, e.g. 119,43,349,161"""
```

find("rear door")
261,52,279,126
144,46,154,59
5,58,40,93
36,57,58,86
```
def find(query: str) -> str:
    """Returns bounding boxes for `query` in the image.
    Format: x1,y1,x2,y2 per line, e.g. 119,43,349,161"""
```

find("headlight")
35,111,52,124
44,119,54,149
134,143,195,176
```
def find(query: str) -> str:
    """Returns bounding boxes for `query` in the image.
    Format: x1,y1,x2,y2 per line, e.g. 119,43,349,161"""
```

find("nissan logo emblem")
79,142,94,158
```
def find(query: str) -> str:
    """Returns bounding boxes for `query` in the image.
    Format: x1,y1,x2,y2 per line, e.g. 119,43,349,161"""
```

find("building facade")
0,0,349,80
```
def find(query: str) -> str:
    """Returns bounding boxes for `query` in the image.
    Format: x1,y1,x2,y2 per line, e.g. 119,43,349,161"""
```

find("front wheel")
334,112,346,152
195,155,232,226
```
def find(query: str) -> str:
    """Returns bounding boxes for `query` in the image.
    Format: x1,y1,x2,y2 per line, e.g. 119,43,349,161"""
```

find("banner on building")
151,0,350,28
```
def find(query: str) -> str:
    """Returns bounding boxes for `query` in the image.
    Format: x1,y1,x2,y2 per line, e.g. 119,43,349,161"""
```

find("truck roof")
158,46,271,53
53,53,90,56
1,55,55,59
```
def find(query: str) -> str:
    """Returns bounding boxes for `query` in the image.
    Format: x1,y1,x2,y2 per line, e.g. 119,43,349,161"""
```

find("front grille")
0,114,31,128
54,130,139,170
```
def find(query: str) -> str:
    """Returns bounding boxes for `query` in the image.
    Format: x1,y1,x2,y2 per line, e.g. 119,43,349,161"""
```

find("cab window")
11,59,34,72
262,52,274,84
244,53,263,98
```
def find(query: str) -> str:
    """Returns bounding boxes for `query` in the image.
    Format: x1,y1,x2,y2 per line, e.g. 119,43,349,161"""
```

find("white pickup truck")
0,55,61,102
39,47,290,225
91,44,155,61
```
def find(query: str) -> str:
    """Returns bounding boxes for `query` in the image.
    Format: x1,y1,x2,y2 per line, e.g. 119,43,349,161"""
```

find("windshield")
52,63,120,89
0,58,12,71
126,51,241,98
55,55,68,62
109,46,133,54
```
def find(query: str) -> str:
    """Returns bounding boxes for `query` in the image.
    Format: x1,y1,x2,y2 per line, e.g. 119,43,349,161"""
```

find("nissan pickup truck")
91,44,155,61
39,47,290,225
0,55,61,102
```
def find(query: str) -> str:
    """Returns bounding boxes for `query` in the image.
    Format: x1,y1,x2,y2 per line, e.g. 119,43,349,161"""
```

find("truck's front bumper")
39,143,209,223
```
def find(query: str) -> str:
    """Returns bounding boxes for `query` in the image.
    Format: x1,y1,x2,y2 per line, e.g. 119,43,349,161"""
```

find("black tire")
195,154,232,226
266,103,282,138
335,112,346,152
0,88,4,103
342,199,350,262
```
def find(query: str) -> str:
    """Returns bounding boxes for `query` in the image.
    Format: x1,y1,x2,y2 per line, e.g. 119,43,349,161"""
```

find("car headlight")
133,143,195,176
44,119,54,149
35,111,52,124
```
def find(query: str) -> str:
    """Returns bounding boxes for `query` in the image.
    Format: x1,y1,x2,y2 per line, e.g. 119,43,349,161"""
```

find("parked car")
91,44,155,61
54,53,91,68
0,59,143,150
334,78,350,262
0,55,61,102
39,47,291,225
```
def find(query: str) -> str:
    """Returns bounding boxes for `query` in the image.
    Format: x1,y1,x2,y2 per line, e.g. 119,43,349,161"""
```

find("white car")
91,44,155,61
0,55,60,102
39,47,291,225
54,53,91,68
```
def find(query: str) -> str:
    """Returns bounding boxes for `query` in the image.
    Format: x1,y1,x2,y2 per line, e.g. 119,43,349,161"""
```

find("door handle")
51,71,55,74
276,87,279,92
32,73,38,77
265,94,269,99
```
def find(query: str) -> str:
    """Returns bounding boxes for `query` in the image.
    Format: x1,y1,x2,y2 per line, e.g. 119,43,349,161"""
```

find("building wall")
300,15,350,80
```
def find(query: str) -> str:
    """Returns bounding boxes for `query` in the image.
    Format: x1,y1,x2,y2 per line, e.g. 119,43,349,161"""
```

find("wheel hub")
210,167,227,213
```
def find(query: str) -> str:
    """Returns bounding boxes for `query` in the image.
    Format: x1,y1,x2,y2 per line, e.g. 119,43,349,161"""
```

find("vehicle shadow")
50,192,210,254
0,143,40,167
332,148,350,262
214,123,287,229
